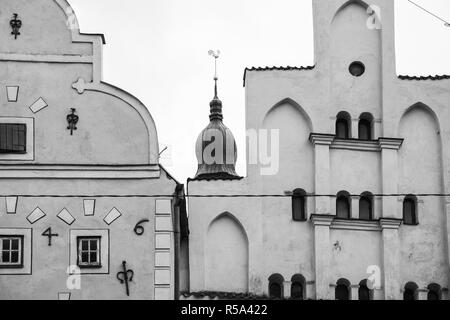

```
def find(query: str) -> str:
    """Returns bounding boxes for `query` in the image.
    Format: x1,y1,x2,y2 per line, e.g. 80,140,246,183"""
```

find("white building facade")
185,0,450,300
0,0,186,300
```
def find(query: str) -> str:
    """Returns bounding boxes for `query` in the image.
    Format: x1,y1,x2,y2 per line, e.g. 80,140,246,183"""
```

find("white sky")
69,0,450,183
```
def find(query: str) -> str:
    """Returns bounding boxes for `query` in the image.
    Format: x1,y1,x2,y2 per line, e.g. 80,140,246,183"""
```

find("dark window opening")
335,279,351,300
292,189,306,222
349,61,365,77
337,193,350,219
336,119,350,139
359,195,373,220
358,280,372,300
403,196,418,225
291,274,306,300
358,119,372,140
428,284,442,300
404,282,418,301
268,274,284,299
0,123,26,154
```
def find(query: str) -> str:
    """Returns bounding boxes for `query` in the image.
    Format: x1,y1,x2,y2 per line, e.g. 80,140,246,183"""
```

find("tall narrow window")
404,282,418,301
0,123,26,154
292,189,306,222
0,236,23,268
427,284,442,300
268,274,284,299
336,192,351,219
358,280,372,300
403,196,418,225
336,112,351,139
335,278,351,300
291,274,306,300
358,113,373,140
359,193,373,220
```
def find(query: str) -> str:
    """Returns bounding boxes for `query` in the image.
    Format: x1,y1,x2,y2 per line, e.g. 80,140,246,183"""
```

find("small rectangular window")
0,123,27,154
0,236,24,268
77,237,101,268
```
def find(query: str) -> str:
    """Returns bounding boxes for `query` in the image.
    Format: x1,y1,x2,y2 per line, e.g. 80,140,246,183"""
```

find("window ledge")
331,219,381,231
331,139,380,152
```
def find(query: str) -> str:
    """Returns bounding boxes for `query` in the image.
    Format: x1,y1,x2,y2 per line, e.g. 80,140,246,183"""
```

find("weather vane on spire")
208,50,221,98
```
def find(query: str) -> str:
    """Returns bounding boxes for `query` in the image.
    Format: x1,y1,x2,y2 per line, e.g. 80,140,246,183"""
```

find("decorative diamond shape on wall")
29,97,48,113
57,208,75,225
104,207,122,225
27,207,46,224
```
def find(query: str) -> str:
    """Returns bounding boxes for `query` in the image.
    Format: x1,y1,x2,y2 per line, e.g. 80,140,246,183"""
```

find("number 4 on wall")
42,227,59,246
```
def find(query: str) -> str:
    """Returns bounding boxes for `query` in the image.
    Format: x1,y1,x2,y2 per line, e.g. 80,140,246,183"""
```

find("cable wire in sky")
407,0,450,26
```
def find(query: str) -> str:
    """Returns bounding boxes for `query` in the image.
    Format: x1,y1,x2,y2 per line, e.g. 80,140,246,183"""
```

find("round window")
349,61,365,77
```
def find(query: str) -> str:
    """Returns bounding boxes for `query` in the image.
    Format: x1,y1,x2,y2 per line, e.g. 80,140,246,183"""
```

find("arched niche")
262,98,314,188
205,212,249,292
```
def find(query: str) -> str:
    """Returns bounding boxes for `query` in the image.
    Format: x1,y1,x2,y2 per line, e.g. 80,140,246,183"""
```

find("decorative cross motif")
10,14,22,39
116,261,134,296
67,108,79,135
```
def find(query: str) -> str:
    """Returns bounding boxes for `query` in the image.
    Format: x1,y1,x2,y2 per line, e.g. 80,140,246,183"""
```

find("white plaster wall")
398,106,448,290
205,213,248,292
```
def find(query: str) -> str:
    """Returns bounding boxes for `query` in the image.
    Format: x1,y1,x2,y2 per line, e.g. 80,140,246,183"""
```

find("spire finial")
208,49,220,98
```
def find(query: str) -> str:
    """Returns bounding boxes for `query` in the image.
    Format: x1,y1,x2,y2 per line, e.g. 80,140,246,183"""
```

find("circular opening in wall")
349,61,365,77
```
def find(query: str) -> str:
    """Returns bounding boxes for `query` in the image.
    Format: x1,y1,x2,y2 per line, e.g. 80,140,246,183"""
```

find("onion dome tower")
194,51,240,181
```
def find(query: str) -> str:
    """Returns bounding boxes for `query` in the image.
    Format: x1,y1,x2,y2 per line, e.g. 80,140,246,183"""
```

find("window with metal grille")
0,236,23,268
0,123,26,154
77,237,101,268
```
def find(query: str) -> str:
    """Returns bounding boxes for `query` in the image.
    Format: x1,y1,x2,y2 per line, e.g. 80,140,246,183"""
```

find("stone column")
351,196,359,219
283,281,291,299
311,214,334,300
380,218,402,300
310,134,335,214
379,138,404,219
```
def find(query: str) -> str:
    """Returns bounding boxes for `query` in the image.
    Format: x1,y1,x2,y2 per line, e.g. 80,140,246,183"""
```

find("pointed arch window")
335,278,351,300
336,191,351,219
359,192,373,220
404,282,419,301
292,189,307,222
268,274,284,299
403,195,418,225
291,274,306,300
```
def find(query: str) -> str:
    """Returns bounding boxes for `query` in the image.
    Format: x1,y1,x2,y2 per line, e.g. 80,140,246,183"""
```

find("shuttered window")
0,124,26,154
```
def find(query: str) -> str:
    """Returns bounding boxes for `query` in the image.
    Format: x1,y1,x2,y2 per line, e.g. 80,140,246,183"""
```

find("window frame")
0,235,24,269
76,236,102,269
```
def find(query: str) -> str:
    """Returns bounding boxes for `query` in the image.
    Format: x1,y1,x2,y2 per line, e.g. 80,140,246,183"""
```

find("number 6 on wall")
133,219,150,236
